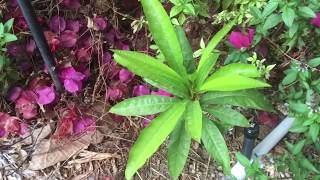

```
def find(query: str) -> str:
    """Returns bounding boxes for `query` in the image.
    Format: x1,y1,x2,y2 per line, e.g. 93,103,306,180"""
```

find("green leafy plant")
168,0,209,25
248,0,319,51
280,57,320,143
109,0,273,179
276,140,320,180
0,18,19,95
235,152,268,180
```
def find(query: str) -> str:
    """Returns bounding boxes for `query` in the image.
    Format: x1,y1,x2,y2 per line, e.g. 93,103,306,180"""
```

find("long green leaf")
205,106,250,127
168,120,191,180
200,90,274,112
175,26,196,74
110,95,177,116
4,18,14,32
125,101,188,180
206,63,261,81
113,50,189,97
202,117,231,174
141,0,186,76
200,75,270,92
184,100,202,142
197,20,235,71
195,52,220,89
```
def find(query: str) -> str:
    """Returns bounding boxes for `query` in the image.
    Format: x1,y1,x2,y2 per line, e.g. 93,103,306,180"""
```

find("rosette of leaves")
280,58,320,143
109,0,273,179
0,19,19,95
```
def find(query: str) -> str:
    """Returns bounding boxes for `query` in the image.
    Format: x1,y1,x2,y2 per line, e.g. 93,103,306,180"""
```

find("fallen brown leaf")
28,131,103,170
21,124,52,145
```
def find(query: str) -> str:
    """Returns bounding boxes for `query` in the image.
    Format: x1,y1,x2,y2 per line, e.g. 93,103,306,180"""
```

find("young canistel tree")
110,0,274,179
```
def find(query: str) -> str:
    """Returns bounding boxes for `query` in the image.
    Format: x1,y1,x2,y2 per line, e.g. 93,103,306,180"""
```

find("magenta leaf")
60,0,81,10
76,47,92,62
119,68,134,83
106,87,123,102
26,39,36,54
93,17,107,31
229,29,255,49
8,86,23,102
44,31,61,52
15,90,38,120
73,117,96,134
151,89,172,97
50,15,66,33
257,111,279,128
311,13,320,28
36,86,56,105
0,112,21,137
60,30,77,48
66,20,80,33
6,43,22,57
132,85,150,97
64,79,82,93
103,51,112,64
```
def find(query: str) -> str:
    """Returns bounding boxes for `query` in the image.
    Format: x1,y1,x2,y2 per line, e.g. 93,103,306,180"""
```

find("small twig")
265,38,298,61
204,156,211,179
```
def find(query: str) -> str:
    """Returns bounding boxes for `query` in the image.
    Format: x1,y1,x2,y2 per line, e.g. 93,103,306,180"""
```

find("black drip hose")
242,122,259,159
17,0,63,92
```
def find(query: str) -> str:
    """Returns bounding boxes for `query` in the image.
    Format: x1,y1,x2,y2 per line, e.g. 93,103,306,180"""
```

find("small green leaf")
0,56,5,70
4,18,14,32
141,0,186,76
236,152,251,167
262,1,278,17
309,125,319,143
195,52,220,89
298,6,316,18
110,95,177,116
175,26,196,73
308,57,320,67
198,20,235,69
170,6,183,17
200,90,274,112
282,8,295,27
222,0,234,10
202,117,231,174
205,106,250,127
250,6,263,20
200,75,270,92
183,3,196,15
282,70,298,85
184,100,202,142
168,120,191,180
196,20,235,88
301,156,320,173
125,101,187,180
0,23,4,34
3,33,17,43
292,139,306,155
207,63,261,81
113,50,189,97
289,23,299,38
263,14,282,31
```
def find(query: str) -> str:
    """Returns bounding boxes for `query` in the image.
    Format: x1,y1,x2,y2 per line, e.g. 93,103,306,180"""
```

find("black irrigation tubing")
242,122,259,159
17,0,63,92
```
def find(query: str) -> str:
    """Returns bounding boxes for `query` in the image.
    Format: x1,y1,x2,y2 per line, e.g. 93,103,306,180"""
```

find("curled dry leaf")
28,131,103,170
